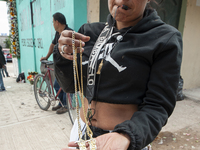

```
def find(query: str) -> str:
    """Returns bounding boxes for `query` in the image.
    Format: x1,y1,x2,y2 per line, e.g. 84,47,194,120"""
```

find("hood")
107,8,164,33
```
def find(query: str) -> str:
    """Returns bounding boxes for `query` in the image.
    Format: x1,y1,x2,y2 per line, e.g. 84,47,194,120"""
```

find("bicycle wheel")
34,74,51,110
67,93,82,125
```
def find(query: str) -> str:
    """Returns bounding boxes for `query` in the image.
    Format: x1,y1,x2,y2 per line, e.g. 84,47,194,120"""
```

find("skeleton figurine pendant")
89,139,97,150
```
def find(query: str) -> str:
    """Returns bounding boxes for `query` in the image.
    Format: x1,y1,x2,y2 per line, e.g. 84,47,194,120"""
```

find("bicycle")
33,60,82,124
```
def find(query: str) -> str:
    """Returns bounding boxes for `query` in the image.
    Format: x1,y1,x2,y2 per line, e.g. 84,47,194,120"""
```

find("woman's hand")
58,30,90,60
61,132,130,150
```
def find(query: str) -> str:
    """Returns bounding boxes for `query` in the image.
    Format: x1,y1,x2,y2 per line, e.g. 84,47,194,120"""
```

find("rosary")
72,31,97,150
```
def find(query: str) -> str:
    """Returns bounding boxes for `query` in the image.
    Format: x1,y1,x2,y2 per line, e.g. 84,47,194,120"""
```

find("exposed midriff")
80,98,138,130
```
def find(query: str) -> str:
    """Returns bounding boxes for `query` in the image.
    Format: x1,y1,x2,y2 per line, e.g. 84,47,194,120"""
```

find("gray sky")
0,1,10,36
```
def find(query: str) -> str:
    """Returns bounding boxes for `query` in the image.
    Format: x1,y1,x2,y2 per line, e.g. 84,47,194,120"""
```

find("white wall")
181,0,200,89
87,0,100,23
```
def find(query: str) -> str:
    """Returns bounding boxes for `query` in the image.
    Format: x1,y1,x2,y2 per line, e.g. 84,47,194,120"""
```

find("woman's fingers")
61,30,90,43
65,141,91,150
59,30,90,47
59,36,85,47
60,53,74,60
63,133,130,150
59,44,84,54
58,44,84,60
58,44,72,54
58,30,89,60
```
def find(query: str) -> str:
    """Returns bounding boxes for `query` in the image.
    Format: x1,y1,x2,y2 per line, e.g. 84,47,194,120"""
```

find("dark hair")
0,45,2,51
53,12,66,25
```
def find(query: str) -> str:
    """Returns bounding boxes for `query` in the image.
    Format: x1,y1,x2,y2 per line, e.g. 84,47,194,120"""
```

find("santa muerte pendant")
89,139,97,150
76,140,87,150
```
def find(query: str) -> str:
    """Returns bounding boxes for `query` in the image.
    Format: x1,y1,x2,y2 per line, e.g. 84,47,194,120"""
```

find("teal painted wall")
16,0,34,74
74,0,87,31
16,0,87,77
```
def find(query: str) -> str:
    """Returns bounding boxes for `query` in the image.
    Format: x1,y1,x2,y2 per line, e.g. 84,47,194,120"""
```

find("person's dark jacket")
53,8,182,150
0,46,6,69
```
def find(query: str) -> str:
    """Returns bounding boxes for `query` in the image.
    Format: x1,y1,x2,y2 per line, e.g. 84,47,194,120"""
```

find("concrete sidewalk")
0,63,72,150
1,63,200,150
183,88,200,101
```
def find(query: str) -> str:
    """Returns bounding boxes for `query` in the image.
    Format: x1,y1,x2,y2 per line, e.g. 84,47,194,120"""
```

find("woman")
53,0,182,149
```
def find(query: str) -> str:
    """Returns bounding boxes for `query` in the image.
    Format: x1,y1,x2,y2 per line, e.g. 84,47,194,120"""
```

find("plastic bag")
16,72,26,83
177,76,184,101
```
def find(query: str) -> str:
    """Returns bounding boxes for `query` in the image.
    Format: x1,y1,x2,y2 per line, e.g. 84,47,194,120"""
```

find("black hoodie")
53,9,182,150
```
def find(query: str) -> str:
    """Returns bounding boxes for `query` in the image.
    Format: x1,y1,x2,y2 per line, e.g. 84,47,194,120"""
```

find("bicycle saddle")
41,60,54,65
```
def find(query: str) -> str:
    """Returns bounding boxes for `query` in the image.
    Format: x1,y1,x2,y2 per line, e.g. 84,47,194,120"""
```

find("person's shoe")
56,107,68,114
0,89,6,92
52,105,62,111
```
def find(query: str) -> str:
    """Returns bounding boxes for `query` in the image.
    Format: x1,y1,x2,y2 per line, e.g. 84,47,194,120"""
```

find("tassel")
96,59,104,74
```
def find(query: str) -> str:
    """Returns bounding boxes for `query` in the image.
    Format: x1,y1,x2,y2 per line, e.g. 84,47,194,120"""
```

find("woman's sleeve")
113,31,183,150
53,25,85,93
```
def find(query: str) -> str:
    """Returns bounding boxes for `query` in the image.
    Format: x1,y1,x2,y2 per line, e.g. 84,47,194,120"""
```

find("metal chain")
72,31,96,149
72,31,82,140
79,40,93,139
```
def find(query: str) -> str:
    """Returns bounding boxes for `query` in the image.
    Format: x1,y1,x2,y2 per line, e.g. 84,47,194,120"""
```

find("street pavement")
0,63,72,150
0,62,200,150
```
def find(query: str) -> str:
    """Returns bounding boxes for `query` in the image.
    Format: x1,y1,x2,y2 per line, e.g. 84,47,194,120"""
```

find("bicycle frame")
39,66,62,101
67,93,82,109
35,61,82,124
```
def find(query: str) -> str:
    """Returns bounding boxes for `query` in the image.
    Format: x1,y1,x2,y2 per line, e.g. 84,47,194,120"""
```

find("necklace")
86,25,114,104
72,31,96,150
86,25,133,106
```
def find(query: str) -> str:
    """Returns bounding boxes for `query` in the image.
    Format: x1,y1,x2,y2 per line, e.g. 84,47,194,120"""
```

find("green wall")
16,0,87,77
74,0,87,31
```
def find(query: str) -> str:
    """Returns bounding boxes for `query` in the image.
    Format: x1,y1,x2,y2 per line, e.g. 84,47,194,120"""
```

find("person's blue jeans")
54,78,67,106
1,65,9,77
0,68,5,90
